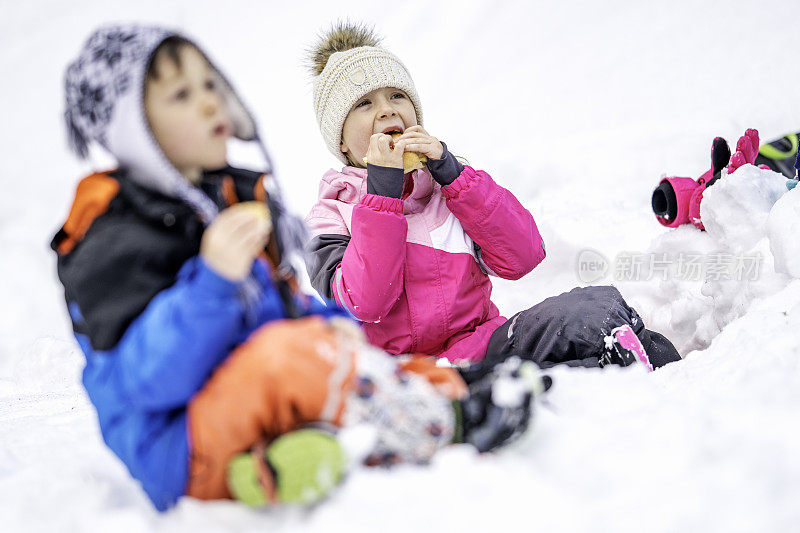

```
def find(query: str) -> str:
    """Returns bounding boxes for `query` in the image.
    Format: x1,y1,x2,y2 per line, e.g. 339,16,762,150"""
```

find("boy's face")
340,87,417,167
145,45,233,182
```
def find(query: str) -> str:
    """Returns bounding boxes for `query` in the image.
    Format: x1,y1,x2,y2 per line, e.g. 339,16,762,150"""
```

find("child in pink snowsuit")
305,23,680,375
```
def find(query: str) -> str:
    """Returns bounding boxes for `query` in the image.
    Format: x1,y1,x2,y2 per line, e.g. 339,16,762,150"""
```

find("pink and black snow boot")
652,129,769,230
599,325,654,372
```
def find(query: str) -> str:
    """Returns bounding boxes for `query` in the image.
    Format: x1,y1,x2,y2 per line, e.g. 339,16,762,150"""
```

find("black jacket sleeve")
305,233,351,299
427,142,464,186
366,164,405,198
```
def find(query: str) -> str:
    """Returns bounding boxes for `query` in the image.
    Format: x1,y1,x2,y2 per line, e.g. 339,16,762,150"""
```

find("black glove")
454,357,552,453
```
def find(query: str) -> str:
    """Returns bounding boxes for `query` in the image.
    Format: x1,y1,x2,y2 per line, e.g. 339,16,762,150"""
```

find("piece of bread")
363,133,428,173
237,201,273,235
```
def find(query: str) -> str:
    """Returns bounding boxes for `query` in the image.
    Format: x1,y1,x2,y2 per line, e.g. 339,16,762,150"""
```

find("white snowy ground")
2,1,800,531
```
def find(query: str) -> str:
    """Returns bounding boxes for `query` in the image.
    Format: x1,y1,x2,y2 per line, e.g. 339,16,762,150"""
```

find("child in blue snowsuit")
53,25,354,510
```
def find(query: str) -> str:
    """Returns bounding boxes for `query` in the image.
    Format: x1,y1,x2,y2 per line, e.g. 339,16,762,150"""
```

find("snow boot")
455,357,552,453
599,325,654,372
754,132,799,179
652,136,732,230
653,128,777,230
226,428,347,507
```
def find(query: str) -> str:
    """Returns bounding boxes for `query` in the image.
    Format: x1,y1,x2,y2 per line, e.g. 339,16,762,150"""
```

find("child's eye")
204,79,217,91
391,92,405,99
174,88,190,101
355,99,370,108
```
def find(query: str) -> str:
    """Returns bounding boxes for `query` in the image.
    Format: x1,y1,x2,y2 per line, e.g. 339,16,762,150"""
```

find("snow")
2,1,800,531
702,165,788,252
616,164,796,356
769,185,800,278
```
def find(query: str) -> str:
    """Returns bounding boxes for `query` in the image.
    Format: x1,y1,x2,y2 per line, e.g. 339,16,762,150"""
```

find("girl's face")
340,87,417,166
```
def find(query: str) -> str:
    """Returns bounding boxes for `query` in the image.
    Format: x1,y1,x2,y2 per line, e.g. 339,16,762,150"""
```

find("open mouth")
212,123,231,137
381,126,404,136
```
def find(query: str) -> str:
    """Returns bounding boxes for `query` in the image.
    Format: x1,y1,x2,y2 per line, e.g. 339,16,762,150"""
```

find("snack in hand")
363,133,428,173
237,201,273,236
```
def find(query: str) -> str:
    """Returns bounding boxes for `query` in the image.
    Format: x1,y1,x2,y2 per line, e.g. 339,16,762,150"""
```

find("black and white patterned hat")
64,24,312,283
64,24,257,222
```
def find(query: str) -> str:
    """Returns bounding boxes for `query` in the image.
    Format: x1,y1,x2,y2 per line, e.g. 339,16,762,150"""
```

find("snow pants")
185,316,465,501
185,317,356,501
462,286,680,382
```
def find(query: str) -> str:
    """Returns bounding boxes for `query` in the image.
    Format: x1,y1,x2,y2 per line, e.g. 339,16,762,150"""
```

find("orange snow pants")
185,316,466,501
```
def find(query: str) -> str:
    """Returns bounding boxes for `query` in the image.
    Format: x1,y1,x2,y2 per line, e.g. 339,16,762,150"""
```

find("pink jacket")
305,165,546,363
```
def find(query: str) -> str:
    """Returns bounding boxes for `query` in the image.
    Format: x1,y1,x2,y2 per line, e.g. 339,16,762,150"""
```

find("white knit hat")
311,25,423,164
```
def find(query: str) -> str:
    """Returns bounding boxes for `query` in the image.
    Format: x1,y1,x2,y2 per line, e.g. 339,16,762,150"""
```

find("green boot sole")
227,429,347,507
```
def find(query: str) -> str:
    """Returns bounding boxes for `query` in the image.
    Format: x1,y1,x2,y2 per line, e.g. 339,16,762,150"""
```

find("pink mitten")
727,128,760,174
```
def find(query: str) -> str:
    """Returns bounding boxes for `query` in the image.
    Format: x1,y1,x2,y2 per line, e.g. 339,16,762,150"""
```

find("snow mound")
621,164,797,355
702,164,788,251
767,185,800,278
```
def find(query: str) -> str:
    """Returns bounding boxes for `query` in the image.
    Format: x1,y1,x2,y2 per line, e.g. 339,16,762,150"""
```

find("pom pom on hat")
309,21,423,164
308,21,382,75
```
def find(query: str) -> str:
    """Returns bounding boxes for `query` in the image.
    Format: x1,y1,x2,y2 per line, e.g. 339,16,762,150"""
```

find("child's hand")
396,126,444,160
200,203,271,282
365,133,408,169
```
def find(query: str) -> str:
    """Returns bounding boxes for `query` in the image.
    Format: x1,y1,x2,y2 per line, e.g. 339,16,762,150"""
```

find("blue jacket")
53,168,343,510
71,257,341,510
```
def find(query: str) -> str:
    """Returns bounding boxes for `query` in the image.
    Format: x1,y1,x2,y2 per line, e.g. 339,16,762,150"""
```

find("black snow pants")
460,286,680,383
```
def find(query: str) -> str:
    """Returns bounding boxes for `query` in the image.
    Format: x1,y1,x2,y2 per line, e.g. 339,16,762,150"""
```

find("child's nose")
377,102,397,119
201,93,221,116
